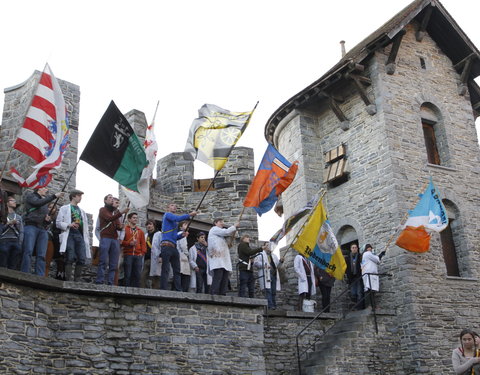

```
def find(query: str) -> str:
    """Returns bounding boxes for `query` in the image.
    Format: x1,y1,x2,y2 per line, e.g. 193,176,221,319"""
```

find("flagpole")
185,101,259,230
281,189,326,259
0,66,47,185
151,100,160,124
226,206,247,247
47,159,81,215
382,179,430,254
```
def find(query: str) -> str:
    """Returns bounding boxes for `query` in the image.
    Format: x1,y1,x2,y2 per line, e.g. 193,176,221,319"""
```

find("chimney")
340,40,346,58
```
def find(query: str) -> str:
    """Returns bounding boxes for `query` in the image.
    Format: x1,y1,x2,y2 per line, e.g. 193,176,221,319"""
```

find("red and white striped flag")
10,64,69,188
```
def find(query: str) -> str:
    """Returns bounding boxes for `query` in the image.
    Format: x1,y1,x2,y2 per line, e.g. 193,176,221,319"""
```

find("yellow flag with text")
292,199,346,280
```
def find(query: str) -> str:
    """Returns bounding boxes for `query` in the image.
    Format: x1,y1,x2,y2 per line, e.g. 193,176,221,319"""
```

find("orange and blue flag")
243,144,298,216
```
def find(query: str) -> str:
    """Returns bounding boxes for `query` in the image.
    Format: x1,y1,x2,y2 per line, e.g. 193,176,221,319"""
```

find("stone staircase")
298,307,398,375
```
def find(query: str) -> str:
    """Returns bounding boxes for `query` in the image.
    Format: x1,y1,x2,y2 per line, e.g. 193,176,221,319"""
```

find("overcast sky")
1,0,479,242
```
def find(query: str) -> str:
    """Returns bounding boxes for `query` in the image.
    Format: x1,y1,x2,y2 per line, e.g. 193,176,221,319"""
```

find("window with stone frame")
440,200,467,277
420,103,451,166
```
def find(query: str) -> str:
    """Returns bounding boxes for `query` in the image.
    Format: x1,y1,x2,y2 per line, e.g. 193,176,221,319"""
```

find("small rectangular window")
422,122,440,165
420,57,426,70
440,221,460,277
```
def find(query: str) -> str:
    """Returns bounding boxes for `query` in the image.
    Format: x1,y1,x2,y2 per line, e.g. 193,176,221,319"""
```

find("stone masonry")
0,268,267,375
270,6,480,374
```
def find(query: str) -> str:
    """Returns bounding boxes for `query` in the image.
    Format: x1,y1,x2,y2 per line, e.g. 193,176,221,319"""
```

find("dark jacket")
23,192,56,227
345,252,362,284
315,267,335,288
237,242,262,272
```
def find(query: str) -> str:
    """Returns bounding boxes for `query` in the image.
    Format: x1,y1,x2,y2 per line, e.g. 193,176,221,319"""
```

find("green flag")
80,101,147,191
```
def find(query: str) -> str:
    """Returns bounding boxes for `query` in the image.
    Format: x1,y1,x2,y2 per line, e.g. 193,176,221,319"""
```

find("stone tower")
265,0,480,372
117,109,258,288
0,69,80,197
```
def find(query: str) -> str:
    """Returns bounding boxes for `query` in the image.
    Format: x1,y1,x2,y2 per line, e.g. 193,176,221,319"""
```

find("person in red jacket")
95,194,129,285
121,212,146,287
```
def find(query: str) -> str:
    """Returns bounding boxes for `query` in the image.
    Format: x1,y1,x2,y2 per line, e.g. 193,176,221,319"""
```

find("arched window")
440,200,465,277
421,103,450,166
337,225,359,256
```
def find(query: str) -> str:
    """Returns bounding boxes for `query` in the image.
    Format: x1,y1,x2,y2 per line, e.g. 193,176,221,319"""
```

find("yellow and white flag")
183,104,253,170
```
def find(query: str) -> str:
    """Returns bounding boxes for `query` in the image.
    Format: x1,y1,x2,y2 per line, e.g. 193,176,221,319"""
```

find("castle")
0,0,479,373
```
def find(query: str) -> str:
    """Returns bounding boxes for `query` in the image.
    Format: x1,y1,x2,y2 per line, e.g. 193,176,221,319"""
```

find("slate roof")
265,0,480,144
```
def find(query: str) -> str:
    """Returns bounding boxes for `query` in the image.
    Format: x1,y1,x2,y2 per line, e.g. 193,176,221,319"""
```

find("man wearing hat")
56,189,91,281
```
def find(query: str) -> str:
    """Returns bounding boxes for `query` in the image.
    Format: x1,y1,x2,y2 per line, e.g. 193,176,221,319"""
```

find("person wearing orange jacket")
121,212,146,287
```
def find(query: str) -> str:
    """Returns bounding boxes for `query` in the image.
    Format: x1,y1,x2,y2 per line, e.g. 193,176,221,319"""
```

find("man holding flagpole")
21,187,63,276
160,203,197,291
208,218,239,296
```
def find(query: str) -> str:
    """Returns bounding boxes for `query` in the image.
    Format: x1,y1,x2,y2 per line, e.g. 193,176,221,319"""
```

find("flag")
184,104,253,170
292,199,346,280
270,201,313,245
120,114,158,208
80,101,147,191
396,178,448,253
243,144,298,216
10,64,69,188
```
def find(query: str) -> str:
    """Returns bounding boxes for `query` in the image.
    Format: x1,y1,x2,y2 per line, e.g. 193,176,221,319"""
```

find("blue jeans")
124,255,143,287
238,270,255,298
65,230,86,265
21,225,48,276
266,272,277,309
96,237,120,285
350,277,364,308
0,240,22,270
160,245,181,291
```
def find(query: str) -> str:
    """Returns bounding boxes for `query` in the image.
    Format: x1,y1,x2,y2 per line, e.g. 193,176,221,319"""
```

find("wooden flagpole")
185,101,259,230
281,189,326,259
47,159,81,215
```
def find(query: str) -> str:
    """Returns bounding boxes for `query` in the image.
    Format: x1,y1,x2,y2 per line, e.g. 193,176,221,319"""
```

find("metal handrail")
295,272,392,374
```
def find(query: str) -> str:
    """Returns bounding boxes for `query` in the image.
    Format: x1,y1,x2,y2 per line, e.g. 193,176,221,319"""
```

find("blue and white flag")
404,178,448,232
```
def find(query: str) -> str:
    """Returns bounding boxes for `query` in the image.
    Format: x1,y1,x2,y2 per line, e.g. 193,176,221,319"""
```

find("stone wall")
0,70,80,197
271,20,480,374
148,146,258,289
0,268,267,375
263,312,336,375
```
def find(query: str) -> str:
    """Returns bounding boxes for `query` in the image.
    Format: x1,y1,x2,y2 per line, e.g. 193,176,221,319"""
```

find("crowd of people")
0,186,387,311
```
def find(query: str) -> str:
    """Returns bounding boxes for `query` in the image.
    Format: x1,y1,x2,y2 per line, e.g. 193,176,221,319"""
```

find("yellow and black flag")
183,104,253,170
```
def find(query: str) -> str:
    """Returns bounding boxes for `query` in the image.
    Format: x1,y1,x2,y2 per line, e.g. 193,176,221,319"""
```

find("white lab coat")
207,225,236,272
177,234,190,276
254,251,281,291
294,254,316,296
150,231,162,277
361,251,380,291
56,204,91,258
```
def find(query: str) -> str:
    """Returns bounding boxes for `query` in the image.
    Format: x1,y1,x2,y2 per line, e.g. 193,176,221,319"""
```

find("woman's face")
475,336,480,347
462,333,475,349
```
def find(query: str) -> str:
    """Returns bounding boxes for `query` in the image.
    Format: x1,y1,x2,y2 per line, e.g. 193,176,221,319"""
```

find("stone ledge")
446,275,478,282
0,268,267,308
426,163,457,172
266,310,342,319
